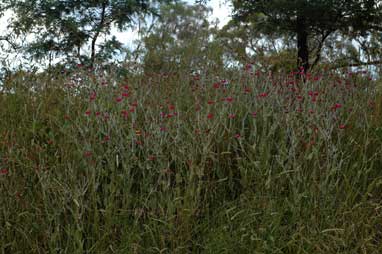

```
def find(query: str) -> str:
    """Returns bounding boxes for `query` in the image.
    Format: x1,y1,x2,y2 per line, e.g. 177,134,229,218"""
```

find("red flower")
89,91,97,101
84,151,92,158
207,100,215,105
228,114,236,119
234,134,241,139
207,113,214,119
115,97,123,103
339,124,346,129
251,112,257,118
121,110,129,118
331,103,342,111
0,168,9,175
225,97,234,103
85,110,91,116
259,92,268,98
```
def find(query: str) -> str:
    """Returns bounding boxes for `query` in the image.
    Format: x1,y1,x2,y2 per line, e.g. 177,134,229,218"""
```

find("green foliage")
231,0,382,70
142,2,225,73
4,0,168,67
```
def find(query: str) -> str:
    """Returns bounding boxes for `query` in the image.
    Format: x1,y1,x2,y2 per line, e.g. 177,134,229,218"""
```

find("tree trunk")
296,15,309,73
90,2,107,67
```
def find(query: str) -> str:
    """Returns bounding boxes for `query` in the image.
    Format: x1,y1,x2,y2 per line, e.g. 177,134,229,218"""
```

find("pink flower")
259,92,268,98
85,110,91,116
234,134,241,139
207,113,214,119
339,124,346,129
228,114,236,119
115,97,123,103
251,112,257,118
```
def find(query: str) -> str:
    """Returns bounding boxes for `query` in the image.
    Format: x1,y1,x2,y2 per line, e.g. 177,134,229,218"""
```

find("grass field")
1,66,382,253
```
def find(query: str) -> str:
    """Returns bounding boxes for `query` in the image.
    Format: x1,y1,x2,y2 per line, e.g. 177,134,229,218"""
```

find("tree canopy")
4,0,168,67
232,0,382,71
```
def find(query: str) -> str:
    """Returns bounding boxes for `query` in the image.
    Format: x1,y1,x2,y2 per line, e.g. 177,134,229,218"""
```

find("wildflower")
148,155,156,161
234,133,241,139
103,135,110,142
84,151,92,158
228,114,236,119
95,111,101,117
213,82,220,89
207,100,215,105
122,92,129,97
331,103,342,111
225,97,234,103
115,97,123,103
207,113,214,119
121,110,129,118
259,92,268,98
0,168,9,175
85,110,91,116
339,124,346,129
251,112,257,118
168,104,175,111
89,91,97,101
244,87,252,94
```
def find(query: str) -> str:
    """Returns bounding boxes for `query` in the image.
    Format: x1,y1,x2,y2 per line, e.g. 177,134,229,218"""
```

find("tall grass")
1,66,381,253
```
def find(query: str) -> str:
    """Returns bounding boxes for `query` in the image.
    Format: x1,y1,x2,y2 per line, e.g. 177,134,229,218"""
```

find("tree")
5,0,168,67
232,0,382,72
141,2,224,73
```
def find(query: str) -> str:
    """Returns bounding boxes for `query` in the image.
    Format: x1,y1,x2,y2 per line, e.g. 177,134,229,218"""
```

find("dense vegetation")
1,1,382,253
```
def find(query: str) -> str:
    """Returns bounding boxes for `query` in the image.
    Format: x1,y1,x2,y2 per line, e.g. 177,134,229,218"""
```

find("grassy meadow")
1,65,382,253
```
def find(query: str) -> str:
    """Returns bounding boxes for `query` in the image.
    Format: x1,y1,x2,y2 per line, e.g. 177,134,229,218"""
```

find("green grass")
1,67,382,253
